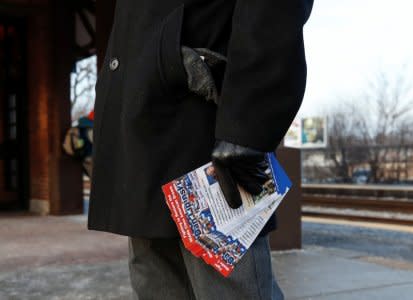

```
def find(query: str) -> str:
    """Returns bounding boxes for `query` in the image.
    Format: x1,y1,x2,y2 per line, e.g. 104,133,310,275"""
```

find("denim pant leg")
179,235,285,300
128,237,196,300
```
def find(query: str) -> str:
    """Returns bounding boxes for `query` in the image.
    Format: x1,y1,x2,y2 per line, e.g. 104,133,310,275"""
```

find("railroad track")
302,194,413,226
84,178,413,226
303,210,413,226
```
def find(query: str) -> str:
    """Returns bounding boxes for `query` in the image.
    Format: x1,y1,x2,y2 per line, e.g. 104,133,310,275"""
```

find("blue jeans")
128,235,284,300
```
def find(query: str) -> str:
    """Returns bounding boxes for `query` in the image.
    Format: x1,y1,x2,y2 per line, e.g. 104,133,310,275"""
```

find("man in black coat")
88,0,313,298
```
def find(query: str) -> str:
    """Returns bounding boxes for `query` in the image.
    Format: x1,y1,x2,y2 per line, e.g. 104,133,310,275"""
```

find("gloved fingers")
232,148,267,165
231,160,270,185
231,166,271,195
193,48,227,67
232,159,269,174
238,181,263,196
181,46,219,104
212,161,243,209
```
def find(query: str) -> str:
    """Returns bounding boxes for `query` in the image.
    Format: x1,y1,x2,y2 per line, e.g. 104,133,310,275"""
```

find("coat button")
109,58,119,71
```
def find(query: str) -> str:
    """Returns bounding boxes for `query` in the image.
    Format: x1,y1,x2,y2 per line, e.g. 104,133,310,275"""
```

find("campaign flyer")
162,152,291,277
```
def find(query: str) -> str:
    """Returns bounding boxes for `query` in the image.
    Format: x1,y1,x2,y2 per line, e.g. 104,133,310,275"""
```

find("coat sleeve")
215,0,314,151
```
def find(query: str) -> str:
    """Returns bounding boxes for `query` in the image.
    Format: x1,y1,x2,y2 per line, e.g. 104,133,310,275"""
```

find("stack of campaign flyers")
162,152,291,277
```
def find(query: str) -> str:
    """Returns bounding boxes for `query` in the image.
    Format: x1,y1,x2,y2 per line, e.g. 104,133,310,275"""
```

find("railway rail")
303,194,413,226
85,179,413,225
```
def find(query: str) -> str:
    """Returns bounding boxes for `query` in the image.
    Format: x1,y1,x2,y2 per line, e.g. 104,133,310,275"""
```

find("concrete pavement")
1,213,413,299
273,247,413,299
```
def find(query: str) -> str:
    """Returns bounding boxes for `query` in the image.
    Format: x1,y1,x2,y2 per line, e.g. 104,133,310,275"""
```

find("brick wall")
25,11,51,211
1,0,91,214
0,1,51,211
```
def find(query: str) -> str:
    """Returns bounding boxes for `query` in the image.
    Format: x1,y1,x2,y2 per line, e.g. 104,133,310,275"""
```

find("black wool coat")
87,0,313,238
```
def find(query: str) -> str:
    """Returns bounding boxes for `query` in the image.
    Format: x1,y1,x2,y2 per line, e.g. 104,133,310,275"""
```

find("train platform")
1,213,413,299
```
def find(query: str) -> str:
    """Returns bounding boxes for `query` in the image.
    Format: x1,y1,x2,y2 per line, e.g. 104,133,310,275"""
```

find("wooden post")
47,0,83,214
270,147,302,250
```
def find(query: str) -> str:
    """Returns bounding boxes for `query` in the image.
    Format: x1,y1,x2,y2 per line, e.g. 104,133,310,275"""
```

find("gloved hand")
211,140,272,209
181,46,227,104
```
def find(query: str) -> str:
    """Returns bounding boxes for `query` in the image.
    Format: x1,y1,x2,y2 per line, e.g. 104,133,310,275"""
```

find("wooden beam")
270,148,302,250
48,0,83,215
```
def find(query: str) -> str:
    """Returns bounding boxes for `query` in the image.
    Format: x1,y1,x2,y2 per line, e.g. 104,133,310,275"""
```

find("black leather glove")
181,46,227,104
211,140,272,209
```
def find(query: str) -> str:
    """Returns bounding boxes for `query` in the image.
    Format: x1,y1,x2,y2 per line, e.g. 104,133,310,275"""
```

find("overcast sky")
299,0,413,117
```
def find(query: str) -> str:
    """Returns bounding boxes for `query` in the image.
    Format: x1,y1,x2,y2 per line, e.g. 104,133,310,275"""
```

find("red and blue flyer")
162,152,292,277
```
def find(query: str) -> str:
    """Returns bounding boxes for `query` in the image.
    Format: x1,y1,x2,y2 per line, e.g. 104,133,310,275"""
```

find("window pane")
9,125,16,139
8,94,16,108
9,109,16,124
10,159,18,172
10,174,18,189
